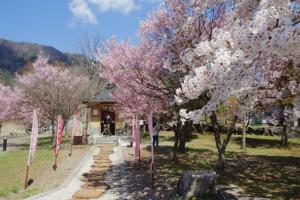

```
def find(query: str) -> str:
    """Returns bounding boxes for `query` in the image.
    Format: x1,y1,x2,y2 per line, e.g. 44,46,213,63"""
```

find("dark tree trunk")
51,120,56,147
178,132,186,153
172,119,182,162
217,149,225,170
198,124,203,134
173,128,180,162
62,121,66,136
242,124,247,150
178,120,193,153
210,112,238,171
281,126,288,146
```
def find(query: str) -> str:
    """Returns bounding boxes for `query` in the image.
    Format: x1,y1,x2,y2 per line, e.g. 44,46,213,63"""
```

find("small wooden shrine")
83,84,122,135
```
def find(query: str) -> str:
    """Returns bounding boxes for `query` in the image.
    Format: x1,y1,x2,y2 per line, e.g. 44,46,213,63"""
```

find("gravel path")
26,145,128,200
27,146,98,200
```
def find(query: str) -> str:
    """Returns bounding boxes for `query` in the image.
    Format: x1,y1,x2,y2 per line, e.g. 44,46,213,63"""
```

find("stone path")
27,144,127,200
71,144,113,200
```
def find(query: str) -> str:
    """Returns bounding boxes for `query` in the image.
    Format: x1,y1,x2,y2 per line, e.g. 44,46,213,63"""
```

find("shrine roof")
84,84,116,104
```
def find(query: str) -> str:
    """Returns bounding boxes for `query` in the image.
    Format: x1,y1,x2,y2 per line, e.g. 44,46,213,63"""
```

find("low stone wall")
200,124,284,136
0,121,27,137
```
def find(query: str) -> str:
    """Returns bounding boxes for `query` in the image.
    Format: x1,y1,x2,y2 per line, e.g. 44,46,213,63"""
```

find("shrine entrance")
83,84,124,140
101,109,116,135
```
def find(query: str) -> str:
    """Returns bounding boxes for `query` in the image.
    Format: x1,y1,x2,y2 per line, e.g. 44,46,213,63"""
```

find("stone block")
177,171,217,199
72,189,103,199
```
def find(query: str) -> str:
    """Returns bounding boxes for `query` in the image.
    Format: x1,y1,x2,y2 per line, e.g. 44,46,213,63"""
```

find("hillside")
0,38,71,73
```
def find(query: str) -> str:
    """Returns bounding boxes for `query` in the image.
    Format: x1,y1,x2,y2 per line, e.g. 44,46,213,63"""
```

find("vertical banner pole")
25,109,38,190
24,165,29,189
53,116,62,171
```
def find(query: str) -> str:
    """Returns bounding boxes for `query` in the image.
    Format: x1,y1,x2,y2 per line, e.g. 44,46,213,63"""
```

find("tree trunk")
0,121,2,135
281,126,288,146
178,129,186,153
173,129,179,162
178,120,193,153
199,124,203,134
51,120,56,147
242,124,246,150
210,112,238,171
204,114,208,127
62,121,67,136
217,149,225,170
242,116,250,149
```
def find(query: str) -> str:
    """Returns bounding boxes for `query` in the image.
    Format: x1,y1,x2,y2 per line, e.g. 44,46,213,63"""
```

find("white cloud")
88,0,141,14
69,0,98,25
142,0,162,4
69,0,142,25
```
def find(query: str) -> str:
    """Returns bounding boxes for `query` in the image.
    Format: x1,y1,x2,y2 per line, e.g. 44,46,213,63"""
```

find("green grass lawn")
0,136,70,199
152,131,300,199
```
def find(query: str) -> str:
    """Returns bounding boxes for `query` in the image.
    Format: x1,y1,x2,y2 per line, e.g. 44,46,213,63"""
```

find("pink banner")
55,116,63,156
147,112,155,170
27,109,39,166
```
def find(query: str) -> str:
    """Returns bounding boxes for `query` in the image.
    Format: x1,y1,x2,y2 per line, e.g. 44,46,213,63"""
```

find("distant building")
250,105,284,126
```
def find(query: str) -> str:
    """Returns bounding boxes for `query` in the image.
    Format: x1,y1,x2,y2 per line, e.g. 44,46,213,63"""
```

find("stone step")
72,189,104,199
88,135,119,144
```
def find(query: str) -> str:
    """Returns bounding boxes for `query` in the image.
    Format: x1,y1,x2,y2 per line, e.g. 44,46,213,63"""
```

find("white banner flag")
27,109,38,166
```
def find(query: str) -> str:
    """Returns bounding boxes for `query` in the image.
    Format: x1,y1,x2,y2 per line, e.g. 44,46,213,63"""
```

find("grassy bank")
0,136,89,199
0,148,52,198
150,131,300,199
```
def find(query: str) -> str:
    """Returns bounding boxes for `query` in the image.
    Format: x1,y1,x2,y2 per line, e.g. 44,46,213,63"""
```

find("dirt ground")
121,145,183,200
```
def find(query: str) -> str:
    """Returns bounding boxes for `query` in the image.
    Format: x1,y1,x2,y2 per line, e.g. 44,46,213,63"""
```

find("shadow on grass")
232,137,300,149
140,143,300,199
0,143,27,148
223,153,300,199
160,133,201,143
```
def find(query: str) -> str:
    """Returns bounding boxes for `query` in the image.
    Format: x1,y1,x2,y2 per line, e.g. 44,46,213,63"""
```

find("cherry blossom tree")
15,56,91,142
177,0,300,169
98,0,299,169
137,0,228,158
99,38,168,117
0,84,23,135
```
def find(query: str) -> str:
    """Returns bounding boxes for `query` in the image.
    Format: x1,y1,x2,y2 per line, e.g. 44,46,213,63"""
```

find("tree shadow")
125,143,300,199
223,153,300,199
232,137,300,149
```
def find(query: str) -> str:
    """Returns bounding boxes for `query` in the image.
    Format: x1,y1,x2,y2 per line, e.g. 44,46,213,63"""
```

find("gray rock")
177,171,217,199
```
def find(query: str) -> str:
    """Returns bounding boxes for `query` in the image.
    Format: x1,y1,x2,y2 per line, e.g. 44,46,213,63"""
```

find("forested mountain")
0,38,86,85
0,38,72,73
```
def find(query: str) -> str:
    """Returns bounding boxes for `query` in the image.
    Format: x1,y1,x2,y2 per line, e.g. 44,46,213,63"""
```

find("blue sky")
0,0,160,53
